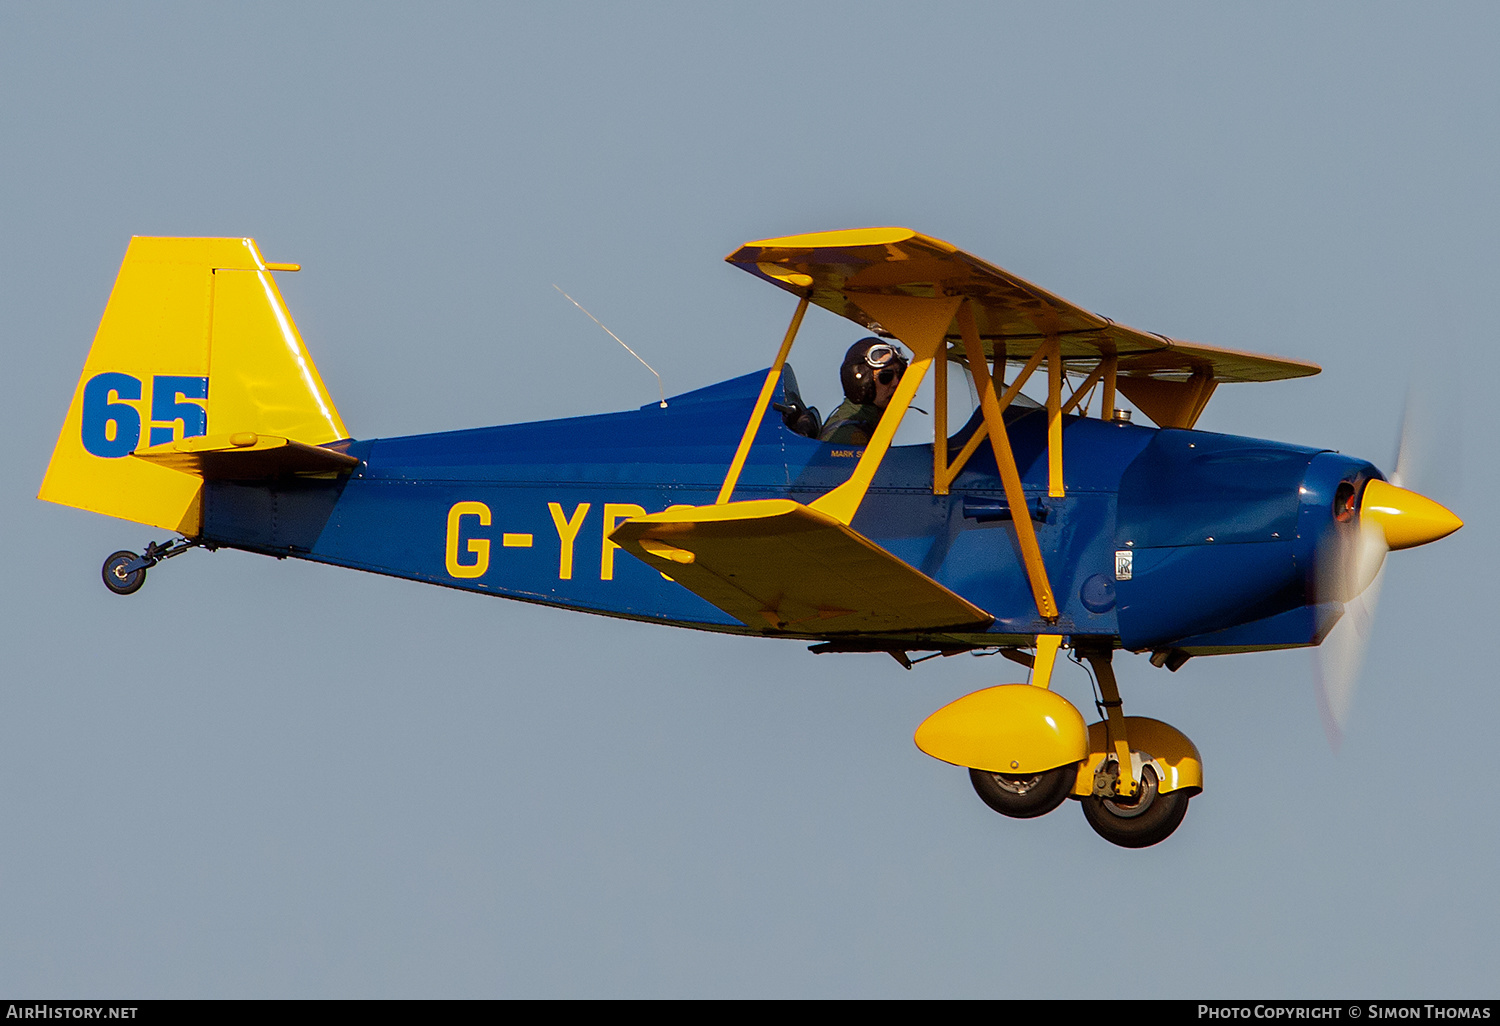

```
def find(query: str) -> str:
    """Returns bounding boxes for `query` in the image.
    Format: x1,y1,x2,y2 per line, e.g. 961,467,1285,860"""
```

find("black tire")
102,550,146,596
1080,764,1190,848
969,764,1077,819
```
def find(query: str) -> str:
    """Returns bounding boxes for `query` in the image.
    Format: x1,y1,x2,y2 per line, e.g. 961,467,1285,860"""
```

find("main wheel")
1080,763,1190,848
102,551,146,596
969,764,1076,819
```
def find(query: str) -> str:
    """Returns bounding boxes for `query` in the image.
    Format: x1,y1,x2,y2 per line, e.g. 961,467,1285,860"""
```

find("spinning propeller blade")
1313,522,1387,750
1314,403,1462,749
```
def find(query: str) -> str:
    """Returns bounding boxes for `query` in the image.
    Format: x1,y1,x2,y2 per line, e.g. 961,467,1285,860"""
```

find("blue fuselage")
199,368,1377,654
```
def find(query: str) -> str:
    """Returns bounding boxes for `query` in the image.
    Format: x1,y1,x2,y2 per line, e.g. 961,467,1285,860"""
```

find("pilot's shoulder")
818,400,877,444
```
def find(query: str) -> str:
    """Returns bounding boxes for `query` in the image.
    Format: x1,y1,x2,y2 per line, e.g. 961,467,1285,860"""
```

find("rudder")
39,237,348,534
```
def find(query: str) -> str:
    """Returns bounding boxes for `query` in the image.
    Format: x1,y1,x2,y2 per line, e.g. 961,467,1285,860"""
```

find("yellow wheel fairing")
914,684,1088,775
1071,717,1203,797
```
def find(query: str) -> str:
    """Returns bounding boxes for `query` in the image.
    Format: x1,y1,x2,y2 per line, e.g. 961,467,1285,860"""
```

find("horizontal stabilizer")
611,500,993,635
131,433,359,480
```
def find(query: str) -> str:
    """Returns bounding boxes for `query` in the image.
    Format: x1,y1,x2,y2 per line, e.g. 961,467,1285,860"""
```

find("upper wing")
610,499,993,635
726,228,1318,425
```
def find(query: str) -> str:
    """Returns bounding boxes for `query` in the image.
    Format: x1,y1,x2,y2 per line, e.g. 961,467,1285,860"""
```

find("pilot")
818,337,909,445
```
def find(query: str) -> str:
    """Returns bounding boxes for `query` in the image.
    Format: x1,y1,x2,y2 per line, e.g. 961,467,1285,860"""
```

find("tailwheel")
969,763,1076,819
98,537,205,595
1080,763,1190,848
102,550,146,596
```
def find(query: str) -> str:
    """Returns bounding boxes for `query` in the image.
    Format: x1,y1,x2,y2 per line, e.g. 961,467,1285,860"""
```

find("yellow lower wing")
610,500,993,634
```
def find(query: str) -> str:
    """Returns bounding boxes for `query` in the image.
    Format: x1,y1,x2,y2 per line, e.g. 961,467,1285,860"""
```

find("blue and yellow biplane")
40,228,1462,847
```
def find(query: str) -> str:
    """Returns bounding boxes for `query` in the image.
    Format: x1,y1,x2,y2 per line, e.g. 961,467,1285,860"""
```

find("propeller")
1313,402,1462,749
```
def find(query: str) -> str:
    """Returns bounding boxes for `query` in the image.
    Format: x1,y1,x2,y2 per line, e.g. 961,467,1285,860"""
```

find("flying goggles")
864,342,907,384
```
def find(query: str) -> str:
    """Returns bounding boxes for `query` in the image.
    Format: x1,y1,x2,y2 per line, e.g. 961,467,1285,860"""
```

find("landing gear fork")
1074,642,1193,848
101,537,210,595
1078,643,1137,799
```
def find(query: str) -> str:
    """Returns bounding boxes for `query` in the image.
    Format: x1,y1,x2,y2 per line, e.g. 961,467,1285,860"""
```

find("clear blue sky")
2,2,1494,997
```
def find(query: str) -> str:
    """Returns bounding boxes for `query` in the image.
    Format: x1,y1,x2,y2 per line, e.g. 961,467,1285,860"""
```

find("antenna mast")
553,285,667,407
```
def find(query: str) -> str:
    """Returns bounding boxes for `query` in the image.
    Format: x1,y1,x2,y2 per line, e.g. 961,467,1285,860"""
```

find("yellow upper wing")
726,228,1318,426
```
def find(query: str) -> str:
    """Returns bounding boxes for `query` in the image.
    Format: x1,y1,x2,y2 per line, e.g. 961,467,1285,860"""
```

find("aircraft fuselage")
197,368,1377,657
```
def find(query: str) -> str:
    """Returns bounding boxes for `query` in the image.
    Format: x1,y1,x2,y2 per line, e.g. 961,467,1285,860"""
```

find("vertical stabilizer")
38,237,348,534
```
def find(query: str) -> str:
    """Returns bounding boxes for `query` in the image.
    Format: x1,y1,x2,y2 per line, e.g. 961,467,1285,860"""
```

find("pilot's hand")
773,399,821,439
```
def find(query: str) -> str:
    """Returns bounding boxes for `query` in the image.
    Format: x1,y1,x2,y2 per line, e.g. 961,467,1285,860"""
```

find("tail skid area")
39,237,349,534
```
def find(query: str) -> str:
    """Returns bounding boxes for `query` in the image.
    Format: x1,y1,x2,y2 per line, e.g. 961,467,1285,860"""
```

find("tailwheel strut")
101,537,211,596
1076,644,1194,849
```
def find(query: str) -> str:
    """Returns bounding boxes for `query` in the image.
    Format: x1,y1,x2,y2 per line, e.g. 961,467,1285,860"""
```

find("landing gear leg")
1075,645,1193,848
100,537,209,595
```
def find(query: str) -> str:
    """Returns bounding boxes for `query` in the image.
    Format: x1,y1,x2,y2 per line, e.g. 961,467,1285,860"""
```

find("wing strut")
716,296,809,504
934,343,1049,494
808,291,1063,623
807,293,960,525
955,300,1060,622
1046,334,1063,498
933,340,1127,498
616,291,995,637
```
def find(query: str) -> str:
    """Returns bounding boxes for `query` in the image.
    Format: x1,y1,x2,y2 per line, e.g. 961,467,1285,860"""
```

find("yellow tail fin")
38,237,348,534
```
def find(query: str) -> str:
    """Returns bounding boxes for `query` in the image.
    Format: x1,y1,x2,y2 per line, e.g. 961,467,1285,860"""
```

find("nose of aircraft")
1360,478,1463,550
